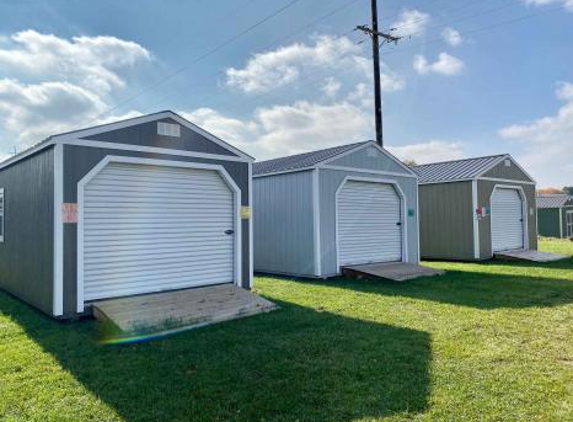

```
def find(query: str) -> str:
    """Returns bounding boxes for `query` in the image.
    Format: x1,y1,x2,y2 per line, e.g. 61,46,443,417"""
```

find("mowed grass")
1,240,573,422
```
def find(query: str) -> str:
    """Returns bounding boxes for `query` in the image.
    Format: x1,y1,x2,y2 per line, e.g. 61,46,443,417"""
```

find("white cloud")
388,140,466,164
390,9,431,38
321,77,342,97
225,35,403,94
0,79,107,143
0,30,151,93
182,101,372,160
413,53,465,76
521,0,573,12
0,30,150,148
499,81,573,187
442,27,463,46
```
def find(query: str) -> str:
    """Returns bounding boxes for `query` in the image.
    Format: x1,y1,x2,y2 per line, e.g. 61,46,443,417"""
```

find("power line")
213,3,566,115
82,0,305,126
147,0,368,111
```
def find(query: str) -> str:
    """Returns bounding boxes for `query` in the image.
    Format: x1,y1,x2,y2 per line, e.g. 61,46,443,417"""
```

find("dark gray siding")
418,181,474,260
319,169,419,276
253,171,315,277
0,147,54,315
482,159,534,182
62,145,250,317
477,180,537,259
538,208,561,238
84,117,237,157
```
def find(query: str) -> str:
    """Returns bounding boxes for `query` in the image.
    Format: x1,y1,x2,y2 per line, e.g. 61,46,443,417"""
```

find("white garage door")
337,180,402,267
82,162,236,301
491,187,524,252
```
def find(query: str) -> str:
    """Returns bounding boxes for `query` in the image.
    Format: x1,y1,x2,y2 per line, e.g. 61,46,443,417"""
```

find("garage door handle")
396,222,402,226
224,229,235,235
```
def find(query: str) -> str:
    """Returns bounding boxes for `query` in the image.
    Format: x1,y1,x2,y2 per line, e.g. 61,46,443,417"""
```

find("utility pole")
356,0,401,147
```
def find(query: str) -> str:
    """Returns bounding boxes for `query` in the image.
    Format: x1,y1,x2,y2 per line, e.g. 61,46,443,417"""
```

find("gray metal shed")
537,194,573,238
253,141,419,278
412,154,537,261
0,111,254,319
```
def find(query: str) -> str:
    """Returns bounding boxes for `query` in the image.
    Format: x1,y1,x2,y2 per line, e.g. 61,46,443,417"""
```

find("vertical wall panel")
418,182,474,260
537,208,561,238
253,171,315,276
0,148,54,315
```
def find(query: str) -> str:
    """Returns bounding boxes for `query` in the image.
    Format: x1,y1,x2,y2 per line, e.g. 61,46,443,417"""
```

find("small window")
504,159,511,167
157,122,181,137
0,188,5,242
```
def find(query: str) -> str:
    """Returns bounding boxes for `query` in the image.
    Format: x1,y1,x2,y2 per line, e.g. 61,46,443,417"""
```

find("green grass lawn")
1,239,573,422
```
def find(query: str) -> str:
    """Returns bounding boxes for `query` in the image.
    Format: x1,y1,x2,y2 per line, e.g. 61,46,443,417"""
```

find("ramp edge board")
341,262,445,282
494,250,567,262
91,284,278,339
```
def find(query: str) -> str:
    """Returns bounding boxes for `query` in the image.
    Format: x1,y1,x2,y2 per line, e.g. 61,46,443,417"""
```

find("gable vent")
158,122,181,137
504,159,511,167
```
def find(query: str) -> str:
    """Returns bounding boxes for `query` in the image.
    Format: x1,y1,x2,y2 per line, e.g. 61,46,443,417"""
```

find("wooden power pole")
357,0,401,147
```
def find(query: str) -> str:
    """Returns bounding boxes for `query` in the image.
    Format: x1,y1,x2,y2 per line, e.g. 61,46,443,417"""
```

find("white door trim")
489,184,528,254
334,176,407,272
76,155,242,313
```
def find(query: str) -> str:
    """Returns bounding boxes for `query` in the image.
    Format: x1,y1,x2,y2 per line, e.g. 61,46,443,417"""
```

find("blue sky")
0,0,572,187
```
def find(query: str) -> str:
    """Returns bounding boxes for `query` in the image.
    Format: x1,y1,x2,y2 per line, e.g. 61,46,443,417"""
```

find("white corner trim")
319,164,418,179
415,184,420,264
76,155,242,313
471,179,480,260
53,111,254,161
489,184,529,254
559,208,564,239
58,138,250,163
53,143,64,316
334,175,408,272
248,162,254,288
312,169,322,276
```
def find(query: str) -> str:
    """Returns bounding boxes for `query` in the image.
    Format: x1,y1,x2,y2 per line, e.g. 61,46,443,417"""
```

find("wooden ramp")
494,249,567,262
92,284,277,339
342,262,445,282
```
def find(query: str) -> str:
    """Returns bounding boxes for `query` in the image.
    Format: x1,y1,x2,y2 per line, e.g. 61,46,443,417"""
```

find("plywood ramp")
342,262,445,282
92,284,277,337
494,250,566,262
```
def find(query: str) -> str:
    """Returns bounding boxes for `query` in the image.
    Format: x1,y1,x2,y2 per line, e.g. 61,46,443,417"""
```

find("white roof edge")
253,166,316,178
53,111,255,161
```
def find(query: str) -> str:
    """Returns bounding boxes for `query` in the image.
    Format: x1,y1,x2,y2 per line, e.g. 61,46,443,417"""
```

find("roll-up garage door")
491,187,524,252
337,180,402,266
83,162,235,301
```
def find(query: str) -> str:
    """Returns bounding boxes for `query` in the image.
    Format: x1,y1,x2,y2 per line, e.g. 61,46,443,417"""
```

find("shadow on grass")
0,293,431,422
293,258,573,310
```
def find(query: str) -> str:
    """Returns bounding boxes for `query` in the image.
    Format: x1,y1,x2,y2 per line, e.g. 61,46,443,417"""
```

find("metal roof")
253,141,368,176
537,194,573,209
412,154,507,184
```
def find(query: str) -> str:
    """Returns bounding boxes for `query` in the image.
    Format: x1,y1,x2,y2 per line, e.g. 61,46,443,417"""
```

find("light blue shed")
253,141,419,278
